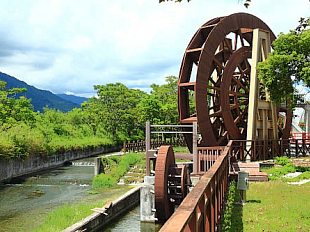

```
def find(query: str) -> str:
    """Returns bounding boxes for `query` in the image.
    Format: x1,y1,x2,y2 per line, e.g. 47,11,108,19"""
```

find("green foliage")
296,165,310,172
92,153,143,189
275,156,290,166
258,22,310,108
221,181,242,231
0,81,35,127
81,75,180,142
92,173,117,188
262,159,310,181
0,76,181,160
82,83,147,142
150,76,179,125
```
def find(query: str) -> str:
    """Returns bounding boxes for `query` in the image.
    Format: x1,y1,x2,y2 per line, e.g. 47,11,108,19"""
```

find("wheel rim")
154,146,175,222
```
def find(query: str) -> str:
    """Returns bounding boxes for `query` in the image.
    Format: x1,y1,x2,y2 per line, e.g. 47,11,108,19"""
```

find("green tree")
150,75,179,125
258,19,310,108
82,83,147,141
0,81,35,128
136,97,162,124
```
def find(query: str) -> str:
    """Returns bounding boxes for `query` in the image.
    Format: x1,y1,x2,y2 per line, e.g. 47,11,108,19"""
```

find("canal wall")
0,145,121,182
64,185,141,232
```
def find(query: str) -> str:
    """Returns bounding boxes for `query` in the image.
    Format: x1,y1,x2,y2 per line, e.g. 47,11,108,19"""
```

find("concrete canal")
101,205,161,232
0,154,134,231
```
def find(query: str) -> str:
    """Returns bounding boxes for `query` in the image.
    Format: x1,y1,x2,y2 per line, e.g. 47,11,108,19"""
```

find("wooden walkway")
230,162,268,181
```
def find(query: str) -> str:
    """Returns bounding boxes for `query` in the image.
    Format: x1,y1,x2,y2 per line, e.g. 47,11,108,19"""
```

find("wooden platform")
230,162,268,181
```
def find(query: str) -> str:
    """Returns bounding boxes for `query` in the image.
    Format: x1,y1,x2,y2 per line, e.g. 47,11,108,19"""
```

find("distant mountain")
57,94,88,105
0,71,80,112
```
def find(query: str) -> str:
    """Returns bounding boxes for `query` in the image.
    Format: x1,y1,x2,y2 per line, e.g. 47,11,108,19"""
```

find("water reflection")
102,206,161,232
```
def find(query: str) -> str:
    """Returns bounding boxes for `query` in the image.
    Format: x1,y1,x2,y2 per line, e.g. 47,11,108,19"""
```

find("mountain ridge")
57,93,88,105
0,71,82,112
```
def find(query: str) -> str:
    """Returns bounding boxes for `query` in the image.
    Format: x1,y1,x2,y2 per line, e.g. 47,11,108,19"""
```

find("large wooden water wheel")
178,13,292,149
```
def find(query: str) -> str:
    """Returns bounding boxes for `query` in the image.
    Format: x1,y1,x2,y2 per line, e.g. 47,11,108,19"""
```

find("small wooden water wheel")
154,146,187,222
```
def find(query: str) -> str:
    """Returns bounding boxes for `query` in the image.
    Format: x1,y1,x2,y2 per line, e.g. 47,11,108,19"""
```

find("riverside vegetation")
0,75,189,160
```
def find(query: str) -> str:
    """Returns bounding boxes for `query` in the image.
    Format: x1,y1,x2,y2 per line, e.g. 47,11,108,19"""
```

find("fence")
159,141,231,232
230,138,310,162
197,146,225,173
123,137,186,153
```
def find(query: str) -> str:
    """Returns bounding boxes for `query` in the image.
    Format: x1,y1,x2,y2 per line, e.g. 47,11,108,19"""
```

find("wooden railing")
159,141,231,232
230,139,310,161
124,137,186,153
197,146,225,172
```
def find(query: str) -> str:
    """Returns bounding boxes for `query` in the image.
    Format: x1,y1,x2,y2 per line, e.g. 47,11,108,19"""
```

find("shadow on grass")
247,199,261,203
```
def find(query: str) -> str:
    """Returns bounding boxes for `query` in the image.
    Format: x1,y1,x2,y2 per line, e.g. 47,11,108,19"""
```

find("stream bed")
0,155,131,231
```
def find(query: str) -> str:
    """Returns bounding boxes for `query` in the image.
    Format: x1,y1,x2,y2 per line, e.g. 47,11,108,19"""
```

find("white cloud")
0,0,308,98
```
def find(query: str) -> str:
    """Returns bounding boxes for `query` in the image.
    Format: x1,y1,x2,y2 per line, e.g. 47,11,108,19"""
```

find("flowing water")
101,205,162,232
0,155,131,232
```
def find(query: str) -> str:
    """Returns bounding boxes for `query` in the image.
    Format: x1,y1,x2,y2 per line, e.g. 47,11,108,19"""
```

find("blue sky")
0,0,308,97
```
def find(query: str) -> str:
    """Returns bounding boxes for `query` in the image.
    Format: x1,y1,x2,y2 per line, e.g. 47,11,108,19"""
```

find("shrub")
92,173,117,188
283,163,296,173
275,156,290,166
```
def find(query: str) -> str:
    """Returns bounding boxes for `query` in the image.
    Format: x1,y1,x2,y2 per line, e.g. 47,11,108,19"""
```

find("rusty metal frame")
145,121,198,175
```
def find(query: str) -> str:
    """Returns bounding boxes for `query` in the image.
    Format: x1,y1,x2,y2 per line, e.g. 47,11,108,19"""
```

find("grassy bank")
33,186,133,232
92,152,145,188
222,158,310,231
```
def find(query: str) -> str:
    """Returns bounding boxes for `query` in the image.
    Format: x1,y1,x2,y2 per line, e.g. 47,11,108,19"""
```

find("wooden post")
146,121,151,176
193,121,198,174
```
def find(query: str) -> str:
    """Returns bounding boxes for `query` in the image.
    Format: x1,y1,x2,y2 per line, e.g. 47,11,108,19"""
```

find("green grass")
242,181,310,231
33,186,133,232
173,146,190,154
222,163,310,231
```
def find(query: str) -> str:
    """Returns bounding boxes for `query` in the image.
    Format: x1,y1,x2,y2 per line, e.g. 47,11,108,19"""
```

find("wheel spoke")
232,76,249,93
218,131,228,144
229,91,247,97
213,57,224,70
207,85,221,92
209,109,222,118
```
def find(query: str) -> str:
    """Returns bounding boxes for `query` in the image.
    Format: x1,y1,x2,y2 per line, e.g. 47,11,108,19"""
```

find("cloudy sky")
0,0,309,97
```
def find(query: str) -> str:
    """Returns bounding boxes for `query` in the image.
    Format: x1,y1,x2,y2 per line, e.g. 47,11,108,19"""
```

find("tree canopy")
0,81,35,128
258,18,310,108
